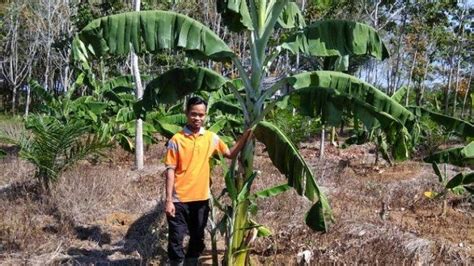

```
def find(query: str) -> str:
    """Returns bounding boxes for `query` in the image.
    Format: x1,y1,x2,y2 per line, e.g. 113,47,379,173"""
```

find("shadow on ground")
64,202,168,265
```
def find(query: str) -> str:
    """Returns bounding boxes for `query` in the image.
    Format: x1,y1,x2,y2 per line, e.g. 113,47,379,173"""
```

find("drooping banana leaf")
100,75,135,93
424,141,474,167
391,86,408,104
217,0,253,32
282,20,389,60
73,10,234,62
277,2,306,29
150,113,187,139
210,100,242,116
411,107,474,138
251,183,291,200
254,121,333,231
287,71,415,127
140,67,227,111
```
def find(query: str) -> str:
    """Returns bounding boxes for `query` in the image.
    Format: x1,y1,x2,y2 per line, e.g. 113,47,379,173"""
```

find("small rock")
459,242,464,248
400,207,405,211
358,230,366,237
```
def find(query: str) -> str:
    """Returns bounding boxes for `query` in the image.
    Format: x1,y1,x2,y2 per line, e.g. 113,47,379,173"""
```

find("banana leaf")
277,2,306,29
100,76,135,93
282,20,389,60
411,107,474,138
254,121,333,231
251,183,291,200
424,141,474,167
391,86,408,104
30,80,53,104
140,67,227,111
74,10,234,62
288,71,415,127
210,100,242,116
217,0,253,32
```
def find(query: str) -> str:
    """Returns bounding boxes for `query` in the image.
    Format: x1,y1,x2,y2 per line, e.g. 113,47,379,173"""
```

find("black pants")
167,200,210,262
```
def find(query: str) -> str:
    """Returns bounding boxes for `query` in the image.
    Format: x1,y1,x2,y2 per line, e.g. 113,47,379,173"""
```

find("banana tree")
72,2,413,264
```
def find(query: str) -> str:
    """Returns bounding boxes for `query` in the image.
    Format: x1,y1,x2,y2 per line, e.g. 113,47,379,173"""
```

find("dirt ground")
0,137,472,265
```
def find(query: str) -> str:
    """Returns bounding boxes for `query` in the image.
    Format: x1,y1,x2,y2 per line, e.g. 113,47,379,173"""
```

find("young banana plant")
72,1,415,264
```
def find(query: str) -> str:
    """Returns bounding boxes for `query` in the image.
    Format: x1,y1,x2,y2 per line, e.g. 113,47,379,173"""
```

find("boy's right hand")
165,200,175,217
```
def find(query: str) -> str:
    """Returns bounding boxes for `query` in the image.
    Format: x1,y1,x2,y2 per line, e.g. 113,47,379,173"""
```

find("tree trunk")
452,4,467,117
445,59,454,114
320,125,325,160
416,55,429,106
405,48,418,107
461,69,472,118
11,85,17,114
132,0,144,170
390,8,407,94
452,58,462,117
24,85,30,117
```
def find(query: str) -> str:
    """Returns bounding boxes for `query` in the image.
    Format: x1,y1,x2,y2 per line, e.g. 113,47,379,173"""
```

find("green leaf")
221,157,238,201
100,75,135,92
237,171,258,203
29,80,53,104
446,173,464,189
305,192,332,232
210,100,242,116
424,143,474,167
155,121,182,139
277,2,306,29
208,118,228,134
451,186,465,195
84,101,108,114
391,86,408,103
286,71,413,160
288,71,414,127
252,184,291,200
257,225,272,237
282,20,389,60
463,172,474,185
248,219,272,237
217,0,253,32
74,10,234,62
460,141,474,159
0,149,6,159
254,121,332,231
141,67,227,111
411,107,474,138
431,162,444,183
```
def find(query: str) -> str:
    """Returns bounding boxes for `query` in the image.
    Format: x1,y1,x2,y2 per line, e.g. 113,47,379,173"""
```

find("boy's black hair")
186,96,207,112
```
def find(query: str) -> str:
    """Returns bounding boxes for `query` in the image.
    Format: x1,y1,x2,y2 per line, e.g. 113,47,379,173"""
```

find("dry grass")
0,136,472,264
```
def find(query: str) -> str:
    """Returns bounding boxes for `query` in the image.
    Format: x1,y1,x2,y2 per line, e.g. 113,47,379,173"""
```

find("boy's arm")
165,168,176,217
224,128,253,159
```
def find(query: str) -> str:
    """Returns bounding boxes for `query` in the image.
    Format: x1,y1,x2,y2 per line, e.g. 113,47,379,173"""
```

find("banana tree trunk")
228,139,255,265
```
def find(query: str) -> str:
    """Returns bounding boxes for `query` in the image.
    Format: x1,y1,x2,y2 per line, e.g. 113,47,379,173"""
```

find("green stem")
229,139,255,265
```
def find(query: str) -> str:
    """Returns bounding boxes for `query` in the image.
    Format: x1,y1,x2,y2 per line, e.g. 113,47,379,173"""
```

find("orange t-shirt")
165,126,229,202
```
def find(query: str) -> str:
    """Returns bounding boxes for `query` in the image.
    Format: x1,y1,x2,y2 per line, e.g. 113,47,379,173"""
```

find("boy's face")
186,103,207,130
